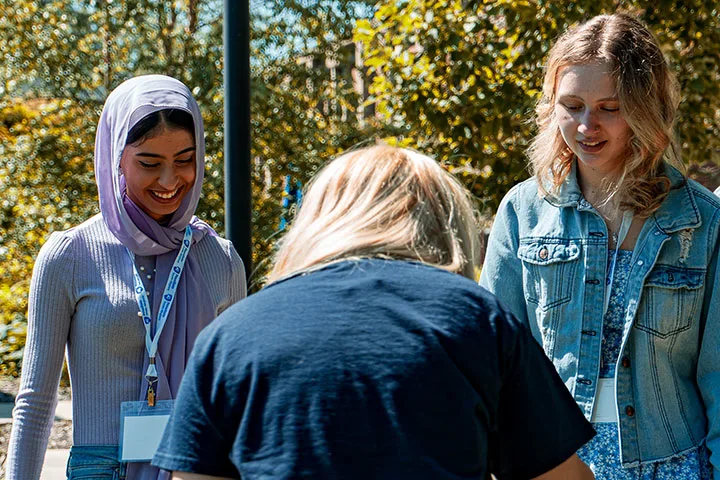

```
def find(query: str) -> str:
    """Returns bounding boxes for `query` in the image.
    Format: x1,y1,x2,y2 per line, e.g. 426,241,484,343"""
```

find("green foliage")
0,0,378,374
2,0,718,376
0,0,228,376
356,0,720,212
249,0,381,283
0,99,98,375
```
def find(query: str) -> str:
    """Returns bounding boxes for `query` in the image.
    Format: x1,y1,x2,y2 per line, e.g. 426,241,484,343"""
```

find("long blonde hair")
267,145,481,283
528,13,682,216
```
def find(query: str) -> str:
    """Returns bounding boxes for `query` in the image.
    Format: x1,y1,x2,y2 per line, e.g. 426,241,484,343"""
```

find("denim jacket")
480,164,720,474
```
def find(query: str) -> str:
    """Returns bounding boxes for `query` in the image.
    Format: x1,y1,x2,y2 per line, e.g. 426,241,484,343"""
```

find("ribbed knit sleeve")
193,237,247,315
5,218,244,480
225,241,247,309
6,231,76,480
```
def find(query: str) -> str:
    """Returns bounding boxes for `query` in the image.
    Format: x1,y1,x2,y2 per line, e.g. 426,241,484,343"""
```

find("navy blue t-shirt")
153,259,594,479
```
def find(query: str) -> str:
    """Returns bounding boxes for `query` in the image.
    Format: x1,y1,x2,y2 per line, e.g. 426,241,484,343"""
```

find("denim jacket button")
626,405,635,417
622,356,631,368
539,247,548,260
637,260,644,266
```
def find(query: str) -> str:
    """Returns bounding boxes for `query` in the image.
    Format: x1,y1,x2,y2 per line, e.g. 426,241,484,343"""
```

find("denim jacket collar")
651,165,701,233
543,161,701,233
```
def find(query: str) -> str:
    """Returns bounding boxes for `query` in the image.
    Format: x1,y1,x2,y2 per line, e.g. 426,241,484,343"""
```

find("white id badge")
119,400,174,462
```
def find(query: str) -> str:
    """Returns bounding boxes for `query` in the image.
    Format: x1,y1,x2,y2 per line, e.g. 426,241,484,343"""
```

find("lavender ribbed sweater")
6,214,246,479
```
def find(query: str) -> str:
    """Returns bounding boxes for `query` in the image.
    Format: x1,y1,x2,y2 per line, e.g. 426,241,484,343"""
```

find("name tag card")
119,400,174,462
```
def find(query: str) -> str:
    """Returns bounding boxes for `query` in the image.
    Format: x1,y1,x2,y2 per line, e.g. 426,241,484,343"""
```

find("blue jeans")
66,445,126,480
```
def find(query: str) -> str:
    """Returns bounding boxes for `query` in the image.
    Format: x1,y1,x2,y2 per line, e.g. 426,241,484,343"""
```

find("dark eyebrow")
174,146,196,156
136,146,196,158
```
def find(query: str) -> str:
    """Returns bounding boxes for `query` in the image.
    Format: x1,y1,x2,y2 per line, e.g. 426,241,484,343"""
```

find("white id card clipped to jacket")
119,400,174,462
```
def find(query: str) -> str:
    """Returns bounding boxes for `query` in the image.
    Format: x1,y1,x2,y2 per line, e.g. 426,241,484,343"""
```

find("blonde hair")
528,13,682,217
267,145,481,283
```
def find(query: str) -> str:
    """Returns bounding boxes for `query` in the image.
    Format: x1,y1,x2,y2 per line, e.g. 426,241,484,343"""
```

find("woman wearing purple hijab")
6,75,247,480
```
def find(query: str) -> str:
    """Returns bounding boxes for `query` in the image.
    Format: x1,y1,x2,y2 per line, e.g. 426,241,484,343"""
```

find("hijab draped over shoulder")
95,75,217,480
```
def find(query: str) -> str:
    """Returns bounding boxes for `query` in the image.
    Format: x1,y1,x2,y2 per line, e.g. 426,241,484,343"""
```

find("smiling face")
120,127,196,222
555,63,633,183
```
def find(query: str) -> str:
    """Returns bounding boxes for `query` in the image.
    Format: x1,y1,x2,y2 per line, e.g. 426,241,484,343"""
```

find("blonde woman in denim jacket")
480,14,720,479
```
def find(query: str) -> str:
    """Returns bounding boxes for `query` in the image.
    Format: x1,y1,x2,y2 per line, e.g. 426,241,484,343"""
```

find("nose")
157,166,179,189
577,109,600,135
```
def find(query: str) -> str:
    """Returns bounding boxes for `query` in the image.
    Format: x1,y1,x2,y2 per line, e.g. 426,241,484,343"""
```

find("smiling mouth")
151,188,181,200
578,139,607,152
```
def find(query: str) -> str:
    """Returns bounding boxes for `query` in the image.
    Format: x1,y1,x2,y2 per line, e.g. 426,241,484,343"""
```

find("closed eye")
176,157,194,164
139,161,160,168
561,103,582,111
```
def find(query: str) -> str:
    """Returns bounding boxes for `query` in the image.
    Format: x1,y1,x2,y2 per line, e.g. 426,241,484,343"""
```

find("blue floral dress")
577,250,712,479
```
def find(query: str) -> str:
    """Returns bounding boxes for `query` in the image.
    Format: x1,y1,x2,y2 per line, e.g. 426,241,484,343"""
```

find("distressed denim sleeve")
479,186,528,326
697,207,720,477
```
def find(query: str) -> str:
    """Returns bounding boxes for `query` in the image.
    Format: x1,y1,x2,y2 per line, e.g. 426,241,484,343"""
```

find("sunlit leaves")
356,0,720,212
1,0,383,373
250,0,380,284
0,0,229,374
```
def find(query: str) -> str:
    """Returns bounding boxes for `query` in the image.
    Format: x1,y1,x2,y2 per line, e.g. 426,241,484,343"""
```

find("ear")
118,152,126,176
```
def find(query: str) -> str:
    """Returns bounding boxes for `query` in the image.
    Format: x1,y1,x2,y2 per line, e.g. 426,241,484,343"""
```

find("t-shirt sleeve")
488,308,595,480
152,322,241,478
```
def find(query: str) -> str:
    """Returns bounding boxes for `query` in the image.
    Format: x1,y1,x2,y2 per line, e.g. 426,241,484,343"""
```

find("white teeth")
581,140,602,146
152,189,179,199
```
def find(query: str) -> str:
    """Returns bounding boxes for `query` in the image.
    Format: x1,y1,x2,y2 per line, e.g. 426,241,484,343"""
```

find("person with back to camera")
6,75,247,480
480,13,720,479
151,144,596,480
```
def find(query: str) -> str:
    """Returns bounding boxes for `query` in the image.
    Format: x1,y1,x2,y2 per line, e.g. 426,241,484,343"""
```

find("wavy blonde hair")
528,13,682,216
267,145,481,283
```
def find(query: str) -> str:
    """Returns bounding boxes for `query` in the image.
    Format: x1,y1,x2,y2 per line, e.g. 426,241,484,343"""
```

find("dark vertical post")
224,0,252,281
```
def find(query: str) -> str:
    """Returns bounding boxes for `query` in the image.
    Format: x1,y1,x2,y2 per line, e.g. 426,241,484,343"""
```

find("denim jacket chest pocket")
635,264,705,338
517,240,581,310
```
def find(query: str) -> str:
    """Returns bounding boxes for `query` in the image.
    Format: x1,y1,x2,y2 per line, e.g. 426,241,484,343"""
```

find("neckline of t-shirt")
264,257,439,289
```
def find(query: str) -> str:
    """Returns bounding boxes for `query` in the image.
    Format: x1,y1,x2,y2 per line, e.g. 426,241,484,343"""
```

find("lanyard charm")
147,383,156,407
146,357,158,407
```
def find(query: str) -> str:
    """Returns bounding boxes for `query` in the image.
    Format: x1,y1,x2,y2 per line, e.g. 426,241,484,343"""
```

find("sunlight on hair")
528,13,681,217
267,145,481,283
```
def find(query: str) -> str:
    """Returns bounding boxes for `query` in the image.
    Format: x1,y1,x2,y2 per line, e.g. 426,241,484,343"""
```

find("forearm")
6,349,64,479
7,325,67,479
6,405,56,480
531,454,594,480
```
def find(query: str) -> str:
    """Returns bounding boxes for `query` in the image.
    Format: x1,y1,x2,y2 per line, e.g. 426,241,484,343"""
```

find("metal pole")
224,0,252,281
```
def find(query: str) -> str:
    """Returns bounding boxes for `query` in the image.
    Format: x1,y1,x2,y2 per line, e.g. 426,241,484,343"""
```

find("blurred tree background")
1,0,719,376
356,0,720,210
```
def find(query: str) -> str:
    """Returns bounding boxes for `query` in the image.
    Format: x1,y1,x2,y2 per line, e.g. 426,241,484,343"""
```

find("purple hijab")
94,75,216,480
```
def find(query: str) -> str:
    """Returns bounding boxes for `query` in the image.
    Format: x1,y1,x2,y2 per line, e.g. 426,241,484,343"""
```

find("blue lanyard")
603,211,633,317
127,225,192,404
